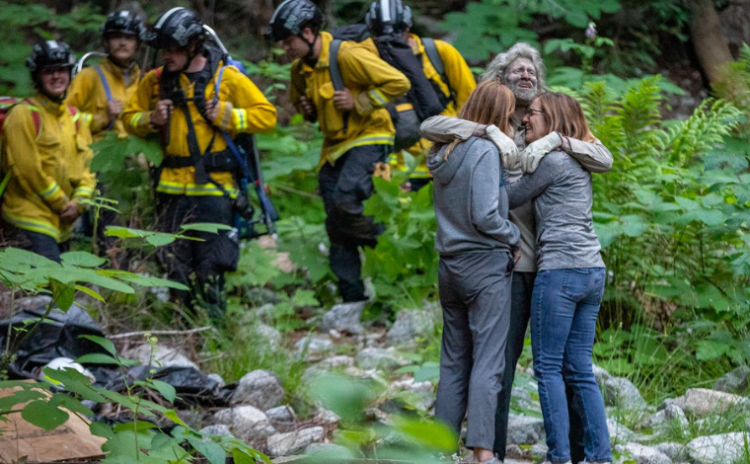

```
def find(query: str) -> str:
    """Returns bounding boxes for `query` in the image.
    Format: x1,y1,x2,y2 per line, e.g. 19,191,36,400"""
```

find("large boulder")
506,414,545,445
713,366,749,394
600,376,648,411
321,301,366,335
355,347,407,371
124,344,198,370
615,443,672,464
231,370,285,409
666,388,748,417
385,309,436,346
655,443,690,463
687,433,748,464
267,427,326,456
213,406,276,442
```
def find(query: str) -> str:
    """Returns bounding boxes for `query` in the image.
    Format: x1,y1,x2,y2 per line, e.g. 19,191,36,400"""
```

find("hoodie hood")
428,138,476,185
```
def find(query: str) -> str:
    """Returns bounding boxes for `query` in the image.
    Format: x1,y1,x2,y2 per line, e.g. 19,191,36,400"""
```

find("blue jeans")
531,268,611,463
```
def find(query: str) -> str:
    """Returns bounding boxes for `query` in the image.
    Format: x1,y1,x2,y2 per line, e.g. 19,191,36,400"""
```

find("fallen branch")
109,326,216,339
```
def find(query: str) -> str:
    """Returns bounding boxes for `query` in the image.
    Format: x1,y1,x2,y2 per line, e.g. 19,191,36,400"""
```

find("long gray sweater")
428,137,520,255
506,151,604,270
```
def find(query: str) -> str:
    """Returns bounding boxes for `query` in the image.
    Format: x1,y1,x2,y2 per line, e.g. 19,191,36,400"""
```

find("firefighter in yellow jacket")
1,41,95,262
123,8,277,320
268,0,410,303
68,10,145,139
362,0,475,191
67,10,146,259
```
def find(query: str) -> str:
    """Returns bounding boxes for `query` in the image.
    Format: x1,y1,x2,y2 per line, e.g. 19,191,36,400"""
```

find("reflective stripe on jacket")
122,61,277,196
66,58,141,139
1,94,95,242
289,31,411,168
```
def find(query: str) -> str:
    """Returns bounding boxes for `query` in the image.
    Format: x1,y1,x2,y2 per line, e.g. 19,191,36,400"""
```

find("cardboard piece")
0,383,106,462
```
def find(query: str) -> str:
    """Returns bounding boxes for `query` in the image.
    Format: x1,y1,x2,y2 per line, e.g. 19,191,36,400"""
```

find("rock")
608,418,637,443
668,388,748,417
317,355,355,369
232,370,285,409
687,433,748,464
355,347,406,371
314,408,340,426
529,443,548,460
295,336,333,355
713,366,749,394
593,364,613,384
213,406,276,442
321,301,366,335
511,385,541,413
199,424,234,438
601,376,648,411
265,405,296,423
385,309,436,346
256,303,276,319
650,404,688,430
615,443,673,464
253,323,282,345
206,373,226,388
506,414,545,445
267,426,326,456
124,344,198,370
655,443,690,462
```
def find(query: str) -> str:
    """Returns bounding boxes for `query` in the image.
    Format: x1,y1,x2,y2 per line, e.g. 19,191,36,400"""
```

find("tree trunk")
688,0,734,83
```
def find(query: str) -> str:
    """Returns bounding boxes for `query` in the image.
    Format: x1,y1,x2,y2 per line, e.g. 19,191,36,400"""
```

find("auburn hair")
534,93,596,143
437,80,515,159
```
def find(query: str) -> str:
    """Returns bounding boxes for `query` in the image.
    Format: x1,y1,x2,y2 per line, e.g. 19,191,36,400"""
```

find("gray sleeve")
560,137,613,173
506,155,559,209
470,150,520,246
420,116,481,143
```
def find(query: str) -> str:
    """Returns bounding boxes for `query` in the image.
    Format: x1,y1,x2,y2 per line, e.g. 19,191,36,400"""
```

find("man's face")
162,45,189,72
40,66,71,98
106,33,139,64
279,28,315,60
505,58,538,105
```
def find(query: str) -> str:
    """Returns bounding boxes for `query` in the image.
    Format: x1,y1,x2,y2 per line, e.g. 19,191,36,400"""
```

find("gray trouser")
435,250,513,450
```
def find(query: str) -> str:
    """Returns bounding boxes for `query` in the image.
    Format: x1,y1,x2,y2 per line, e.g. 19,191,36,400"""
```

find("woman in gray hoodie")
428,80,520,464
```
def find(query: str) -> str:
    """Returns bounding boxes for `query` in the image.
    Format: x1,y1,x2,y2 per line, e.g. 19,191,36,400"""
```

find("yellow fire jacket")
122,60,277,196
290,31,411,168
1,94,95,242
67,58,141,139
360,34,476,178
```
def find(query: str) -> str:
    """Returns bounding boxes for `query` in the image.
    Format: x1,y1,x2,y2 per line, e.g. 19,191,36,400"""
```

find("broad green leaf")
49,392,94,417
180,222,232,233
186,435,226,464
60,251,107,268
163,409,188,427
696,340,729,361
0,389,45,412
392,416,457,452
146,234,177,247
21,400,69,430
414,362,440,383
76,353,120,365
51,280,76,311
79,334,117,356
42,367,105,402
137,379,177,404
89,421,114,439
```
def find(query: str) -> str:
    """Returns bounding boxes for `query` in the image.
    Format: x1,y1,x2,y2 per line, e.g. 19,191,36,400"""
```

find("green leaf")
90,421,114,439
135,379,176,404
43,367,105,402
0,389,45,412
696,340,730,360
163,409,188,427
75,285,105,302
21,400,69,431
49,392,94,417
179,222,232,233
414,362,440,383
51,280,76,311
79,334,117,356
392,416,457,452
146,234,177,247
60,251,107,268
186,435,226,464
76,353,120,365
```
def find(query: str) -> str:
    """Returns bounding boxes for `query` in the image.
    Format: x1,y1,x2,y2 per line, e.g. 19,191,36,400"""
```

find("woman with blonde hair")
506,92,610,464
429,80,520,464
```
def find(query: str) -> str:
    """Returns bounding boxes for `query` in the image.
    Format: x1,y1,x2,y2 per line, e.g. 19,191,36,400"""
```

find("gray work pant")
435,250,514,450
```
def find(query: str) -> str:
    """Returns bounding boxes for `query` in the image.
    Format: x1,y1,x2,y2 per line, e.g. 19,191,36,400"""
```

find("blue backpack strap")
94,65,115,130
329,40,344,92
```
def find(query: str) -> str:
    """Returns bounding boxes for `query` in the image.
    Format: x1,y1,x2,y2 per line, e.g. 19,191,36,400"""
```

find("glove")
485,124,519,170
520,132,562,173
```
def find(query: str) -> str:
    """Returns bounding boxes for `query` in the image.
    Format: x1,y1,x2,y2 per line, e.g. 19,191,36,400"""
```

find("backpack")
329,25,454,151
0,97,80,199
154,46,279,239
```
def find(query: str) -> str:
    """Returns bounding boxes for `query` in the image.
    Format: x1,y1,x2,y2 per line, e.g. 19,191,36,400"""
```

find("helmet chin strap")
301,32,318,65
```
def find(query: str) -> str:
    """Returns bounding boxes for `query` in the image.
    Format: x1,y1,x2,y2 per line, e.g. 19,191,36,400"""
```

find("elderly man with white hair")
421,42,613,464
